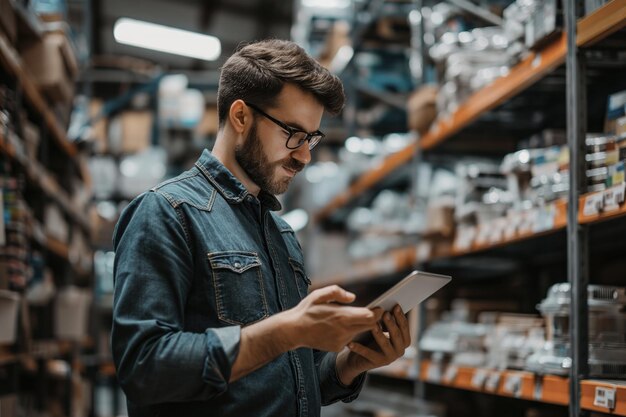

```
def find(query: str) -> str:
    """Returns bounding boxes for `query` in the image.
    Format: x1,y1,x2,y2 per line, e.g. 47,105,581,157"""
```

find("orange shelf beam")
420,360,570,406
314,1,626,222
581,380,626,416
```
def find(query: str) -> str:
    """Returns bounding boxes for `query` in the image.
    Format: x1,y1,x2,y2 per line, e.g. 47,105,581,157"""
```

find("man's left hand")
336,304,411,386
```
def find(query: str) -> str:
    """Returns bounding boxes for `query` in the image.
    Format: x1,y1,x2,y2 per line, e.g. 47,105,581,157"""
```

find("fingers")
382,311,405,354
392,305,411,347
371,322,396,358
341,306,379,325
311,285,355,305
348,341,384,364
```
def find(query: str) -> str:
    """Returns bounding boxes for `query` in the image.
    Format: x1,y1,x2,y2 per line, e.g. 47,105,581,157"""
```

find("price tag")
485,371,501,392
426,363,442,383
604,183,626,212
444,365,458,383
594,386,616,410
471,369,488,389
583,192,604,216
534,376,543,400
532,53,542,68
503,374,523,398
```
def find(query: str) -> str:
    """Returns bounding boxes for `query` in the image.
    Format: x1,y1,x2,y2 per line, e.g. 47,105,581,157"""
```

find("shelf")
312,201,567,287
0,130,91,232
579,185,626,225
314,1,626,222
581,379,626,416
577,0,626,48
0,31,90,185
420,360,570,406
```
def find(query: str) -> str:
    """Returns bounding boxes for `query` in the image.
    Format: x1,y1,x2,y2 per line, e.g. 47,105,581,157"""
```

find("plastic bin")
0,290,20,344
54,286,92,341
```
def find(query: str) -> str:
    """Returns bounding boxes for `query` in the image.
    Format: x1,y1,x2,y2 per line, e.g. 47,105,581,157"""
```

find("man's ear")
228,100,248,134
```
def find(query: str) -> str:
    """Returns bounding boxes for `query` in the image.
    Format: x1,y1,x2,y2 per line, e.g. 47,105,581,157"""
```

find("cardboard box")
0,0,17,44
318,20,351,70
89,99,108,153
616,115,626,137
196,106,218,136
20,32,78,105
407,85,438,135
109,111,153,154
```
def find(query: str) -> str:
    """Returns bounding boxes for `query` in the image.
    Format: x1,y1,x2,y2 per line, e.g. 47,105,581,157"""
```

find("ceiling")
90,0,294,71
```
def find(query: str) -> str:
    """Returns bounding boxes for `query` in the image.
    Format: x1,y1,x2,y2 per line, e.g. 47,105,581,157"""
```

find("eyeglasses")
245,102,325,151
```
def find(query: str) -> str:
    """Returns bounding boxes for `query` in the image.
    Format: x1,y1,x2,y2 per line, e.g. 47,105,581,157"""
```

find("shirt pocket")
288,258,311,299
208,251,270,326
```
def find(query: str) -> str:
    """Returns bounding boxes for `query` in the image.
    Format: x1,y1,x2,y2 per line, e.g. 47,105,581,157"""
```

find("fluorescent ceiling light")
302,0,351,9
114,18,221,61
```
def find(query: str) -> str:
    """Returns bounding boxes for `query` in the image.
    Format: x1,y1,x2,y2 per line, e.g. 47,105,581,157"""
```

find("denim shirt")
112,149,365,417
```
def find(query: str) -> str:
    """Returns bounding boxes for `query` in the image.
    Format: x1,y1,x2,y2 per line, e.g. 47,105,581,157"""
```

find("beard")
235,122,304,195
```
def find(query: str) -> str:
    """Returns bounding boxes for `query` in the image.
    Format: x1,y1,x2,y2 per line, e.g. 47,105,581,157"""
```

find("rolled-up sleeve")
112,191,240,406
315,351,366,405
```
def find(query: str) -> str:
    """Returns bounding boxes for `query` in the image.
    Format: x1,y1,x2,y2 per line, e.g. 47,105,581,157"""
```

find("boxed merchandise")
109,111,153,154
54,286,92,341
407,85,438,135
44,204,69,243
605,89,626,133
0,0,17,44
20,32,78,105
526,283,626,377
196,106,219,136
89,99,109,153
0,290,20,344
20,119,40,160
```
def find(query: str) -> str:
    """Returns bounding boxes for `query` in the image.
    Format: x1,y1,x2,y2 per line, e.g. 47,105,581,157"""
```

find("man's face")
234,84,324,195
235,121,304,195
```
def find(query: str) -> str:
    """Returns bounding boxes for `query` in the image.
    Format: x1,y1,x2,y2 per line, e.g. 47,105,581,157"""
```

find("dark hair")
217,39,345,127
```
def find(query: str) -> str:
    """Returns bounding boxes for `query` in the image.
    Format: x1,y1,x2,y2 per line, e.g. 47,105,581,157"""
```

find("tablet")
366,270,451,313
353,270,451,344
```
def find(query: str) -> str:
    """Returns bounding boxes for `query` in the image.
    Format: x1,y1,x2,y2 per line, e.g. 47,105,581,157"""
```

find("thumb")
311,285,355,304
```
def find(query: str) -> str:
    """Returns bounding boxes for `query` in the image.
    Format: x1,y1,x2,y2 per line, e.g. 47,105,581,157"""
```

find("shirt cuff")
202,326,241,394
319,352,366,405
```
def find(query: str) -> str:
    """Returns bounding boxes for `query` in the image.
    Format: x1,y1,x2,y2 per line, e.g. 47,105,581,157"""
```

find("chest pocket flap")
209,251,261,274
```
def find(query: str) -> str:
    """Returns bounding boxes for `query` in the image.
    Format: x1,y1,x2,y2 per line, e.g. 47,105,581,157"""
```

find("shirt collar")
194,149,282,211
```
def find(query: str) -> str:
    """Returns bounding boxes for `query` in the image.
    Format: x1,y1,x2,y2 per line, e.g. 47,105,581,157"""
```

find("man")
112,39,411,417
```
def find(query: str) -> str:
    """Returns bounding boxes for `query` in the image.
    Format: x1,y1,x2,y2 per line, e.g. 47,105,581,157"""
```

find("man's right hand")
282,285,382,352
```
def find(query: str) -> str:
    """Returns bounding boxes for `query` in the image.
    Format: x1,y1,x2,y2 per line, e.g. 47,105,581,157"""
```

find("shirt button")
234,262,242,269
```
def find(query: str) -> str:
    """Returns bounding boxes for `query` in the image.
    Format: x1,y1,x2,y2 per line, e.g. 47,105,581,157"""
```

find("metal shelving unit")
313,1,626,416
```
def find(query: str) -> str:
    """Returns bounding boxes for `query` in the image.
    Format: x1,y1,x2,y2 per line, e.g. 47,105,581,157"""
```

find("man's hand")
283,285,382,352
335,304,411,386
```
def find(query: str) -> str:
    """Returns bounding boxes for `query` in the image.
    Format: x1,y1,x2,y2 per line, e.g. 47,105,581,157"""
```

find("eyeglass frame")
244,102,325,150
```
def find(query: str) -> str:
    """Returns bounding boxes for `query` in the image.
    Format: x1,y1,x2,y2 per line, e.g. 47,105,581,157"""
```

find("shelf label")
485,371,501,392
444,365,458,383
534,376,543,400
503,374,523,398
532,53,542,69
604,183,626,212
582,192,604,216
593,386,616,410
471,369,488,389
426,363,442,383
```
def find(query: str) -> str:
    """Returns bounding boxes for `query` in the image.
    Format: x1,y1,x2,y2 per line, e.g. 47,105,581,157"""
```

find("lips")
282,165,298,177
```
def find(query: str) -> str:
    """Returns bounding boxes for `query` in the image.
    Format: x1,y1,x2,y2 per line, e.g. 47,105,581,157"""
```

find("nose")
291,143,311,165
